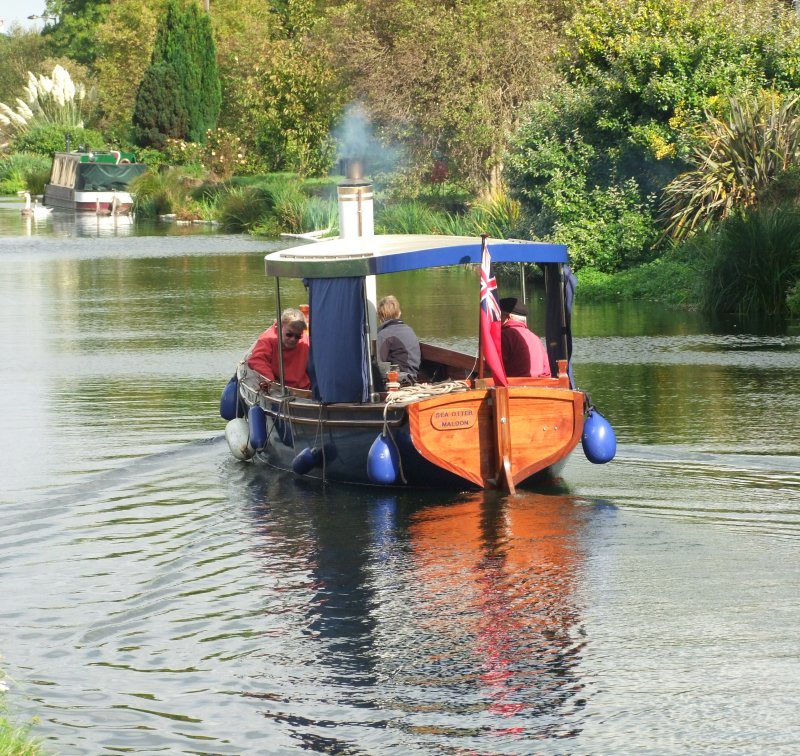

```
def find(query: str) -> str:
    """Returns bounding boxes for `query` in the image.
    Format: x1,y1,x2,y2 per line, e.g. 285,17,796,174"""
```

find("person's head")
279,308,307,349
377,295,401,323
499,297,528,323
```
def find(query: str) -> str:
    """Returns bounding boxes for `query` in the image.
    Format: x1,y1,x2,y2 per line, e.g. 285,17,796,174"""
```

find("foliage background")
2,0,800,316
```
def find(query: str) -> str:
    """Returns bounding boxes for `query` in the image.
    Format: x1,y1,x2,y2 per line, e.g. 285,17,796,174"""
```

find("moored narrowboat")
44,149,146,214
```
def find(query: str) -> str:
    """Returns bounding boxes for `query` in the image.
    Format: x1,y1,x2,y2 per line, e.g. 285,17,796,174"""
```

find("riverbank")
575,255,701,308
576,253,800,323
1,673,42,756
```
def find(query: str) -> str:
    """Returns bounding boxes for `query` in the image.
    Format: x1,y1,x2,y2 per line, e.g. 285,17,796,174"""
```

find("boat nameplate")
430,407,478,431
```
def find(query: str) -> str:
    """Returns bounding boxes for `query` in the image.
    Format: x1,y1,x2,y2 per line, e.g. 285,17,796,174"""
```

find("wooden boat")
43,149,146,214
221,168,614,491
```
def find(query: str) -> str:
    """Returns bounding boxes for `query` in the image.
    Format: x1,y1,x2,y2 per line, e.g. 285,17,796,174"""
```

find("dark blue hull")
252,402,471,488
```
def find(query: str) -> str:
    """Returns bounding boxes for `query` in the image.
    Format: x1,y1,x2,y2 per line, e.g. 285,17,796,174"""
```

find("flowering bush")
0,65,86,150
161,138,204,167
202,128,245,181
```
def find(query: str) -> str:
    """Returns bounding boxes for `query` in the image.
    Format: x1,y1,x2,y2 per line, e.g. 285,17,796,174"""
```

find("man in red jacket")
498,298,551,378
247,307,311,389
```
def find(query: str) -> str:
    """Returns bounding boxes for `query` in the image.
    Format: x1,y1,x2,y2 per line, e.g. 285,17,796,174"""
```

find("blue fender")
219,375,241,420
367,433,399,485
248,405,268,450
582,409,616,464
292,447,324,475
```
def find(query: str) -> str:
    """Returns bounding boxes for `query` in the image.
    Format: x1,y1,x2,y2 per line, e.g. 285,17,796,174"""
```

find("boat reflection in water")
50,210,136,238
240,465,590,749
400,491,586,739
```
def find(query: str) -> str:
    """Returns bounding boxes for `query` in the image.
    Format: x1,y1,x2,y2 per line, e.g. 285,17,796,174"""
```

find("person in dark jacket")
376,295,420,383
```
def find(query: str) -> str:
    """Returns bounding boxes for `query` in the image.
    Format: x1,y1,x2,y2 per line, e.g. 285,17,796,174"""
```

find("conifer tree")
132,0,220,146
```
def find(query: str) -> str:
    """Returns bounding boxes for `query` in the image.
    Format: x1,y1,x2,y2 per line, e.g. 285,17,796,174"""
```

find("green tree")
93,0,160,141
132,0,220,147
215,0,343,176
323,0,572,192
42,0,111,66
506,0,800,270
213,0,277,172
252,39,344,175
0,29,50,112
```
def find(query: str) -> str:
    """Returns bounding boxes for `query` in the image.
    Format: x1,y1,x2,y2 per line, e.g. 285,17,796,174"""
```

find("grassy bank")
576,206,800,321
575,254,702,308
0,718,42,756
0,672,42,756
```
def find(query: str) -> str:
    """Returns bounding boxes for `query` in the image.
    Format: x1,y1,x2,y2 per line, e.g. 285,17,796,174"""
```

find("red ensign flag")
479,237,507,386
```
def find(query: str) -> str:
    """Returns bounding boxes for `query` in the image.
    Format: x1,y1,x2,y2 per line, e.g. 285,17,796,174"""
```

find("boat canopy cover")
307,277,370,403
544,264,577,386
75,162,146,191
265,235,568,279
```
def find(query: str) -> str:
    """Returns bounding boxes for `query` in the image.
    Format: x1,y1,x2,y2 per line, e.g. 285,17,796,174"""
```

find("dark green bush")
0,152,51,195
11,125,105,157
698,204,800,319
132,62,188,149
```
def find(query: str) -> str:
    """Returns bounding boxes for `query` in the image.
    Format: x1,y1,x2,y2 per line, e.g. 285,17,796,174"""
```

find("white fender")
225,418,254,461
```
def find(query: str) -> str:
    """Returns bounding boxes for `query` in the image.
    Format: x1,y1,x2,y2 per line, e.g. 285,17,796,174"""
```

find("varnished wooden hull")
239,375,583,489
407,386,584,489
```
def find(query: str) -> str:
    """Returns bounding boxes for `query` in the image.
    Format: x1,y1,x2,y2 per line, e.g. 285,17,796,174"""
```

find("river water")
1,205,799,755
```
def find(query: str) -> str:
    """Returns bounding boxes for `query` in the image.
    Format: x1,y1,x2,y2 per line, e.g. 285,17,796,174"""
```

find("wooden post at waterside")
493,385,516,494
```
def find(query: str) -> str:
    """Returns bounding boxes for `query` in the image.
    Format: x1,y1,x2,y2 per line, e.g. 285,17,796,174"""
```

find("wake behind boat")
220,167,615,491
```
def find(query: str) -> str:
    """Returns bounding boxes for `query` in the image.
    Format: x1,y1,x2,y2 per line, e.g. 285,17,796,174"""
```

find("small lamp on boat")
582,408,616,464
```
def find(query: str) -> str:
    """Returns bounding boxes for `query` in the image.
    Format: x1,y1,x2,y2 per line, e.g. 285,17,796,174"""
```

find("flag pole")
477,233,488,380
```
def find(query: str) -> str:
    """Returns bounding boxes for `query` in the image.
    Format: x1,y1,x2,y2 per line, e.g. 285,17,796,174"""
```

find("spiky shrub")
698,204,800,319
375,202,442,234
662,93,800,241
217,186,274,233
263,179,309,233
299,195,337,235
467,192,523,238
130,167,203,219
788,283,800,317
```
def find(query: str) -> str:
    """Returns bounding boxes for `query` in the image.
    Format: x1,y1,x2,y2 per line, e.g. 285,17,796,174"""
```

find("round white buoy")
225,418,255,461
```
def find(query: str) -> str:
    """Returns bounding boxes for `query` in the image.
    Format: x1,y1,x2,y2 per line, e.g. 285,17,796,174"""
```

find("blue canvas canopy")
267,234,575,397
265,235,568,279
307,278,370,403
